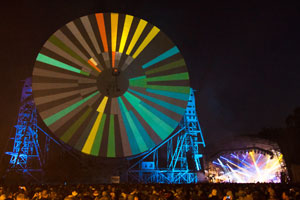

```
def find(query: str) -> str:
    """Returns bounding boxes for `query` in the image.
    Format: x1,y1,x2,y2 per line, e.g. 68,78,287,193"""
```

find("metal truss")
5,78,50,180
3,77,96,182
128,89,206,183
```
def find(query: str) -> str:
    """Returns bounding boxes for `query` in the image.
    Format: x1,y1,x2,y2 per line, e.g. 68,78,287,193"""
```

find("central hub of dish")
96,68,129,97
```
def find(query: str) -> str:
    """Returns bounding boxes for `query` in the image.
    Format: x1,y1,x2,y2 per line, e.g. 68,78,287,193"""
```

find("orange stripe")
87,60,101,72
95,13,108,52
112,51,116,68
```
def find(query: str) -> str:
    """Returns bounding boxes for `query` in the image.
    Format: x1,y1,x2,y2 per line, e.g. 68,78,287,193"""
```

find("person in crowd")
99,191,111,200
0,194,6,200
281,191,290,200
223,190,233,200
208,188,220,199
16,193,29,200
0,183,298,200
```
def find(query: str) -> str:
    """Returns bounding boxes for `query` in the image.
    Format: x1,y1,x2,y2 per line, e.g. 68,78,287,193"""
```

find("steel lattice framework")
5,78,49,180
3,78,92,182
128,89,206,183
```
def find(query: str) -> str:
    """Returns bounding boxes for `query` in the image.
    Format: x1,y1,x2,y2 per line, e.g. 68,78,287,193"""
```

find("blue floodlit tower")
128,89,206,183
5,78,49,179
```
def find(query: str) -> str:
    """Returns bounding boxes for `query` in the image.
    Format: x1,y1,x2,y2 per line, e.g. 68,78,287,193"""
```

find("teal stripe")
128,89,185,115
129,110,155,149
140,101,178,128
124,109,148,152
142,46,179,69
37,53,87,75
123,92,173,140
118,97,141,154
121,104,148,152
146,88,190,101
44,91,99,126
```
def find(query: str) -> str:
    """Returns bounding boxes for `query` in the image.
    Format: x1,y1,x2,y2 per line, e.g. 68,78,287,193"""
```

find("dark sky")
0,0,300,156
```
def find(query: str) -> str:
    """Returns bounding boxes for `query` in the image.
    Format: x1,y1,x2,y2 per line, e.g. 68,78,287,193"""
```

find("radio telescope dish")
32,13,190,157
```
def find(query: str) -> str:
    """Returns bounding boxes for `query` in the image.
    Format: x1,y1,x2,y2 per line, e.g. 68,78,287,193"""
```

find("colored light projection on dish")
32,13,190,157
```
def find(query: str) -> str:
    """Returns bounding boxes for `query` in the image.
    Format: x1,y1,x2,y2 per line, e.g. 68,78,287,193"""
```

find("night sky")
0,0,299,157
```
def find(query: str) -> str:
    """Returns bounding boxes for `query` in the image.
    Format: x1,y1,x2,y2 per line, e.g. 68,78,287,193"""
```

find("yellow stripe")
82,112,104,154
89,58,98,66
81,96,109,154
132,26,160,58
97,96,108,112
126,19,147,55
119,15,133,53
111,13,118,52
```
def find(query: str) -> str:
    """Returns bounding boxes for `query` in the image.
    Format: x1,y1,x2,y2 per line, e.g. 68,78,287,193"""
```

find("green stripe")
129,75,146,81
147,85,190,94
36,53,84,75
90,114,106,156
107,115,116,157
75,111,98,150
129,73,189,93
49,35,93,70
60,107,92,143
124,92,173,140
146,72,189,82
138,103,173,140
129,76,147,87
44,91,99,126
80,70,90,76
128,89,185,115
129,110,155,149
145,59,185,75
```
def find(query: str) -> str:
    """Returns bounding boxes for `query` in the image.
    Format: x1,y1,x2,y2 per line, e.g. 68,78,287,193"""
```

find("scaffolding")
5,78,50,181
128,89,206,183
2,77,107,182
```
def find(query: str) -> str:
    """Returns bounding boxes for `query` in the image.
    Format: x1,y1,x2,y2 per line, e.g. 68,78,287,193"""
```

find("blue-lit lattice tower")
5,78,47,178
128,89,206,183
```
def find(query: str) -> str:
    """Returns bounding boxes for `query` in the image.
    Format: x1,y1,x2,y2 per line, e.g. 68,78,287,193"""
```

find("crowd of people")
0,183,299,200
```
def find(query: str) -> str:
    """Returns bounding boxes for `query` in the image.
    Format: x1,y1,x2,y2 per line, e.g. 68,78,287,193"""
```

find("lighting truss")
210,150,286,183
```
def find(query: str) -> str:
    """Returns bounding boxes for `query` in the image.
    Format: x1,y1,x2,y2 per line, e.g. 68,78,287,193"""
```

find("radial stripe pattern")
32,13,190,157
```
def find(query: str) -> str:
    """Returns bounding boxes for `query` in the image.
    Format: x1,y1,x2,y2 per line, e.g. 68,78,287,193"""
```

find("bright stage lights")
210,150,286,183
